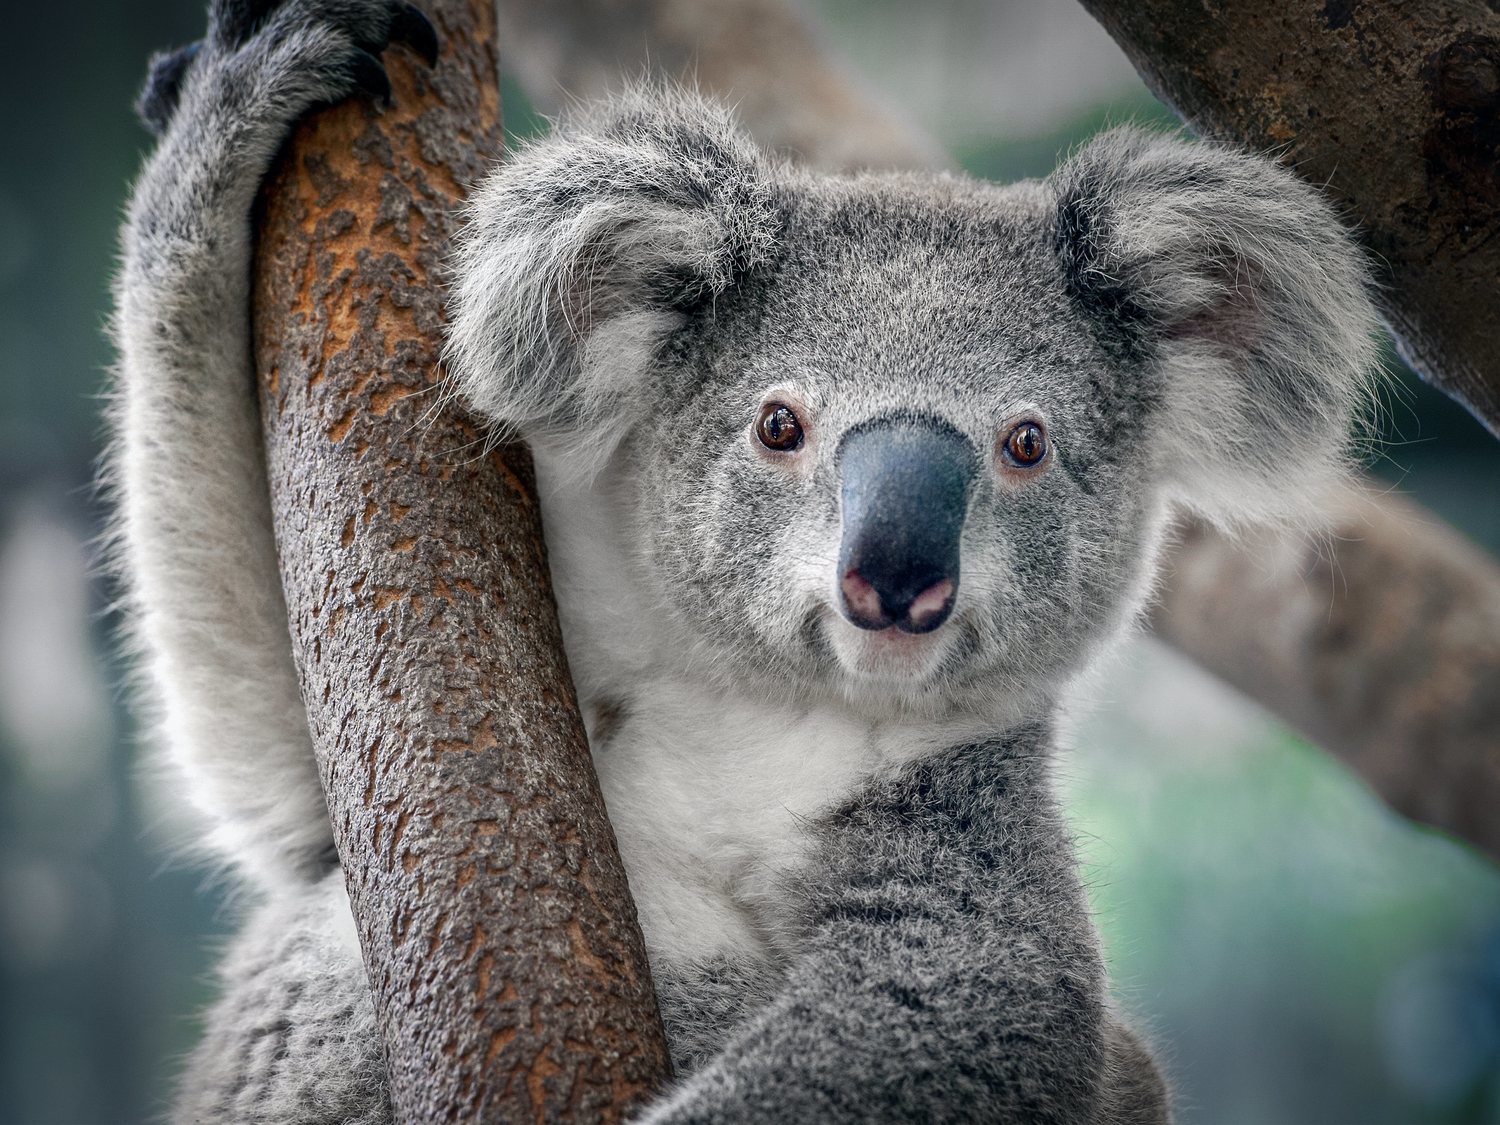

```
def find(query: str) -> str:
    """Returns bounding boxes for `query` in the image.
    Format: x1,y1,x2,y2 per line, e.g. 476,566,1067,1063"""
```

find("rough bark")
1077,0,1500,437
1152,490,1500,860
493,0,1500,859
251,2,672,1120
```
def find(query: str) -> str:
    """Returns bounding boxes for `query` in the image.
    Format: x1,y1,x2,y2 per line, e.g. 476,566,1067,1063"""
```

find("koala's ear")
446,89,779,454
1051,129,1382,525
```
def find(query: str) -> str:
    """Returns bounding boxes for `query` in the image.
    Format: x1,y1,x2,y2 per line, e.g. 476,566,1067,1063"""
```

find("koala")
113,1,1381,1122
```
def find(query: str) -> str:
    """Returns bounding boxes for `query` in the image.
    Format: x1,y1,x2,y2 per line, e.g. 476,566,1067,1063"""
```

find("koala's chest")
582,680,917,971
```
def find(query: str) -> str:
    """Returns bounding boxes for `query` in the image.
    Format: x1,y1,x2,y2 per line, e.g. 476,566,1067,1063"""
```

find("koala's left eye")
757,403,804,452
1003,421,1048,468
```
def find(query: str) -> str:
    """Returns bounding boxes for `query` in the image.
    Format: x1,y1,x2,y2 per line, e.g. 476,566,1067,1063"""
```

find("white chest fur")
588,678,935,968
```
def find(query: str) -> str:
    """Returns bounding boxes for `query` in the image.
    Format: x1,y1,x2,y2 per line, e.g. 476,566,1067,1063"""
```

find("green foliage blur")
0,1,1495,1123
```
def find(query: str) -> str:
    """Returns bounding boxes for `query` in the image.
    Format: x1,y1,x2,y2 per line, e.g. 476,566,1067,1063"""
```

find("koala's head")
448,91,1379,715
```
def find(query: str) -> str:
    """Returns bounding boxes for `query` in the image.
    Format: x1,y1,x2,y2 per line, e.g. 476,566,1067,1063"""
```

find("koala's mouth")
824,610,960,685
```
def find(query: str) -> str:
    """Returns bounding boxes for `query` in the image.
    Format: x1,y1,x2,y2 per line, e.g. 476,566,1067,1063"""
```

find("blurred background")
1,0,1497,1121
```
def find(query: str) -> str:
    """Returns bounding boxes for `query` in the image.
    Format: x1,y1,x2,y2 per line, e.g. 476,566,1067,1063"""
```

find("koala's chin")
824,611,960,688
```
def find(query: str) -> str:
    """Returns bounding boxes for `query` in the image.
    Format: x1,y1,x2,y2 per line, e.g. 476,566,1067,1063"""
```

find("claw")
349,48,392,106
390,4,439,67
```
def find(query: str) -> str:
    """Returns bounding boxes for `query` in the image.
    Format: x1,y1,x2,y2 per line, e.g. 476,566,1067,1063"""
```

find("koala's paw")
170,0,438,132
235,0,437,107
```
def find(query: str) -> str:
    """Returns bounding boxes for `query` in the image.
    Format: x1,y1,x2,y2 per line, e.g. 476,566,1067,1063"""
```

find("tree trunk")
1076,0,1500,437
251,2,672,1120
493,0,1500,861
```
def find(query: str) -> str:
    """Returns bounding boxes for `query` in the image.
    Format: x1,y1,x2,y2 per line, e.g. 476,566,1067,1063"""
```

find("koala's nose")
836,417,975,634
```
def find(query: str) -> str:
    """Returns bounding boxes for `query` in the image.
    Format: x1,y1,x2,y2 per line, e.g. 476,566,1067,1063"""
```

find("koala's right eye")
756,403,804,452
1004,421,1048,467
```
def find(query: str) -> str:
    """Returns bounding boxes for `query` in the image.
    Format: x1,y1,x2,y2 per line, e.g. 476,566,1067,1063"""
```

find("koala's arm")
641,731,1167,1125
172,871,391,1125
112,1,434,889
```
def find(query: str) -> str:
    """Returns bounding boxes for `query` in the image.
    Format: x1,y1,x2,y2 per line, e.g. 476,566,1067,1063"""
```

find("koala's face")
623,177,1163,712
448,94,1376,717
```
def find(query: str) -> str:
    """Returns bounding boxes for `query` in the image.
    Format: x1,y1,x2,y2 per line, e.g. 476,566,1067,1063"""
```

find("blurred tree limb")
1151,489,1500,856
496,0,947,173
494,0,1500,861
252,0,671,1118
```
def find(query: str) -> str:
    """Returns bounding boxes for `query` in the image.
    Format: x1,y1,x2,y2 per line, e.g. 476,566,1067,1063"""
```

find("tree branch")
1076,0,1500,436
493,0,1500,861
1151,489,1500,858
251,1,672,1118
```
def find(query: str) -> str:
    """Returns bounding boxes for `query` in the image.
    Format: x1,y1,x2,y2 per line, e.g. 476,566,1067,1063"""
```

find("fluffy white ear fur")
445,88,779,467
1052,128,1383,528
